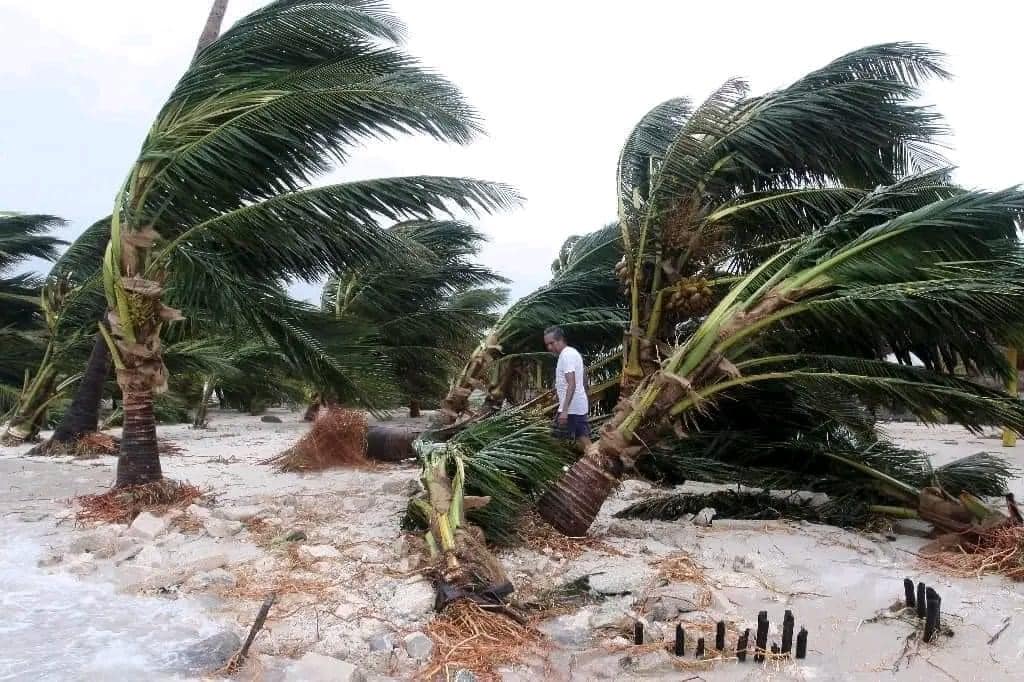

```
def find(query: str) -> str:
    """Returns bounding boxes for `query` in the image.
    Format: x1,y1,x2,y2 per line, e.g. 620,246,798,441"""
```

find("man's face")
544,334,563,354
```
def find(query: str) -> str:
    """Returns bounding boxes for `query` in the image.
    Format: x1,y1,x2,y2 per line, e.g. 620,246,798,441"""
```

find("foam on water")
0,523,223,681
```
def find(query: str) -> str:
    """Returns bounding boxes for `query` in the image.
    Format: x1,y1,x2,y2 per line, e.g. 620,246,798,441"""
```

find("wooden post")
903,578,916,609
715,621,726,650
695,637,705,659
633,620,644,645
674,624,685,656
916,582,927,618
924,588,941,642
795,627,808,659
736,629,750,662
1004,347,1018,447
781,610,795,653
755,611,769,662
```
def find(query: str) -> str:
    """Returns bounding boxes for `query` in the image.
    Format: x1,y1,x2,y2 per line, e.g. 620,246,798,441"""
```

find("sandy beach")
2,411,1023,680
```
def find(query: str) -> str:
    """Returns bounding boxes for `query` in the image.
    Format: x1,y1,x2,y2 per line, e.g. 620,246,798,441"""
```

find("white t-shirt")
555,346,589,415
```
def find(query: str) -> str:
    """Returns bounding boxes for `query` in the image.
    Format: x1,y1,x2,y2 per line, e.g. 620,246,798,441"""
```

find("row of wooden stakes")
904,577,943,642
634,610,808,661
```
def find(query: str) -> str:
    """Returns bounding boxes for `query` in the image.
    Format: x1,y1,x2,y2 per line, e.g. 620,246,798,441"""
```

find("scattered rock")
693,507,716,527
368,633,394,653
619,648,674,674
183,568,237,592
379,477,419,496
588,600,632,630
128,512,167,540
452,669,477,682
261,415,283,423
214,505,264,522
134,545,164,568
894,518,934,539
342,543,386,563
273,529,307,544
298,544,342,562
606,519,649,539
334,601,365,619
203,518,243,538
539,612,591,646
186,504,212,519
169,630,242,675
175,545,228,573
65,553,97,576
111,542,143,565
68,526,121,557
286,652,365,682
616,479,652,500
647,583,704,620
387,579,434,616
403,632,433,660
588,562,649,595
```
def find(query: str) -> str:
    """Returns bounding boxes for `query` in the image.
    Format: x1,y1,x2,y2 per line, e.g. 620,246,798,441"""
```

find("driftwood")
218,593,276,674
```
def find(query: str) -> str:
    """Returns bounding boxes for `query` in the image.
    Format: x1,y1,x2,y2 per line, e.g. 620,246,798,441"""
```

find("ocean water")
0,524,222,681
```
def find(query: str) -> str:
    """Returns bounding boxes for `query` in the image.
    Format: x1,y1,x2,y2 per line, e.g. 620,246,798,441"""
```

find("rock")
285,653,365,682
169,630,242,675
65,553,97,575
134,545,164,568
539,612,591,646
112,542,143,565
387,579,434,616
175,546,228,573
342,543,386,563
261,415,283,423
275,529,307,544
298,544,342,562
693,507,716,527
214,505,264,522
186,504,212,519
619,649,674,675
452,670,477,682
588,562,649,595
203,518,243,538
368,633,394,653
68,526,121,557
647,583,704,620
379,477,419,496
588,601,632,630
403,632,433,660
894,518,934,539
605,519,649,539
616,479,652,500
334,601,365,619
183,568,237,592
128,512,167,540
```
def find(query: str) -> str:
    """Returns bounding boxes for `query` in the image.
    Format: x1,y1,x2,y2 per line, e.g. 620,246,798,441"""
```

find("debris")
76,480,201,525
755,611,768,662
923,588,941,643
264,408,368,472
218,594,277,675
795,627,808,659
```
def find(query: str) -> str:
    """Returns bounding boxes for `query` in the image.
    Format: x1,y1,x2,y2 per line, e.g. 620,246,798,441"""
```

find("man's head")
543,325,567,353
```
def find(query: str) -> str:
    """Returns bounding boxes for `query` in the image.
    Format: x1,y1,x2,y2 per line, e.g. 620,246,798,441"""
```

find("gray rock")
403,632,434,660
379,477,419,496
453,670,477,682
214,505,264,522
647,583,704,620
605,519,649,539
186,503,212,519
298,544,342,562
387,578,434,616
128,512,167,540
68,526,121,557
203,517,243,538
342,543,386,563
285,652,365,682
368,633,394,653
538,612,591,646
616,479,652,500
134,545,164,568
693,507,716,527
894,518,934,539
184,568,237,592
588,601,631,630
65,553,97,576
261,415,283,423
619,649,674,674
588,562,649,595
168,630,241,675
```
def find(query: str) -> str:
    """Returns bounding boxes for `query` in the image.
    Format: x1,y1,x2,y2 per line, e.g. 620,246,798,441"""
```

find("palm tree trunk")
1,369,57,445
193,379,213,428
408,399,421,418
193,0,229,57
48,332,110,446
115,388,162,487
439,334,502,425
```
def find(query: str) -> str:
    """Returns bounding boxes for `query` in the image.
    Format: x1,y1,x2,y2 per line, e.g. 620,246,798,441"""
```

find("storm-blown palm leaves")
616,43,952,383
539,184,1024,536
439,223,626,423
323,220,508,408
100,1,518,486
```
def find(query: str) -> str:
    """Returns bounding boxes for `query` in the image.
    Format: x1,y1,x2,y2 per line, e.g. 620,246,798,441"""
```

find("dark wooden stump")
674,624,685,656
795,627,808,659
736,628,750,662
904,578,916,609
781,610,795,654
755,610,769,662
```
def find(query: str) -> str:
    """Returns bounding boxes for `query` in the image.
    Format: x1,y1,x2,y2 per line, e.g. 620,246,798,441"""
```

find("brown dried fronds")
654,553,709,585
922,525,1024,580
263,408,369,472
74,432,119,457
75,479,202,524
158,439,184,455
224,566,331,600
516,510,625,559
172,512,206,535
422,600,545,681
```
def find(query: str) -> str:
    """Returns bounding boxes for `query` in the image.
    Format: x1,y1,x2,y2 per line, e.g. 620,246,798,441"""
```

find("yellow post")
1003,346,1018,447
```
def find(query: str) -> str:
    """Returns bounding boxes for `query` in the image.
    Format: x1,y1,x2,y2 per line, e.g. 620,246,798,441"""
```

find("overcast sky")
2,0,1022,303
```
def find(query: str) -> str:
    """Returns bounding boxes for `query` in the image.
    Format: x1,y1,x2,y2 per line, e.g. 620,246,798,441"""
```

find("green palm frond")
0,213,66,270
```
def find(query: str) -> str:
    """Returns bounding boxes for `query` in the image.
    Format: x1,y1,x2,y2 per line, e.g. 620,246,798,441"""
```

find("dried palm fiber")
76,479,202,524
263,408,368,472
921,494,1024,579
615,488,871,526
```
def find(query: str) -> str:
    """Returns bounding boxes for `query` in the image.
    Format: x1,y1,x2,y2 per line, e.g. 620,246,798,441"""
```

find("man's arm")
560,371,576,423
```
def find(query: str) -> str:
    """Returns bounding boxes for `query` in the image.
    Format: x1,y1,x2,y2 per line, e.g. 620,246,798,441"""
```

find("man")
543,326,591,451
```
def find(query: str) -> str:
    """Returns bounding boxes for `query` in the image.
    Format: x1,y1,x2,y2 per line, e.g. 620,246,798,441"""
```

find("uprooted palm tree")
323,219,507,417
539,185,1024,535
96,1,518,488
0,213,66,434
438,223,626,426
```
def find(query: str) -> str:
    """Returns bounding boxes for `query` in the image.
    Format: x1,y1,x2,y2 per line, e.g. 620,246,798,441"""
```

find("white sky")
2,0,1022,303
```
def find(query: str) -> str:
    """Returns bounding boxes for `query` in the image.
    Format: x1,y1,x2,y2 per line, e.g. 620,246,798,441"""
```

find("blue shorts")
552,413,589,440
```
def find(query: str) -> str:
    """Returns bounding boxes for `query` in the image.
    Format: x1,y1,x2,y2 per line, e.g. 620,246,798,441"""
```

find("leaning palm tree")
438,223,626,425
323,219,507,416
539,185,1024,535
98,1,518,487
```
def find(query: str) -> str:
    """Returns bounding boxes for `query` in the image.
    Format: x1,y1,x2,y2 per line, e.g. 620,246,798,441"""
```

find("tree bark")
193,0,229,57
193,379,213,428
1,369,56,445
115,388,162,487
50,332,110,444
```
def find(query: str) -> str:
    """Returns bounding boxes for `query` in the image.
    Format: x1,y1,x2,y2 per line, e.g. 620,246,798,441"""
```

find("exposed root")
922,525,1024,580
422,600,545,681
516,510,625,559
262,408,369,472
75,479,202,524
28,432,120,458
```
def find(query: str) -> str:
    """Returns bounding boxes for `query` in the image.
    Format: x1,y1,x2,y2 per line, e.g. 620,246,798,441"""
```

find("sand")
2,410,1023,681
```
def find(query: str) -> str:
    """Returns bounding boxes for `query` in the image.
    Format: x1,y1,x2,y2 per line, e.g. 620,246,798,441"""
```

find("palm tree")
99,1,517,487
323,219,507,416
0,213,66,431
539,184,1024,535
438,223,626,426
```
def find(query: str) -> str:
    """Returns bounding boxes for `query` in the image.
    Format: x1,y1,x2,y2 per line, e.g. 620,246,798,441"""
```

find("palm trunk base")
537,452,620,536
1,425,32,447
115,389,162,487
